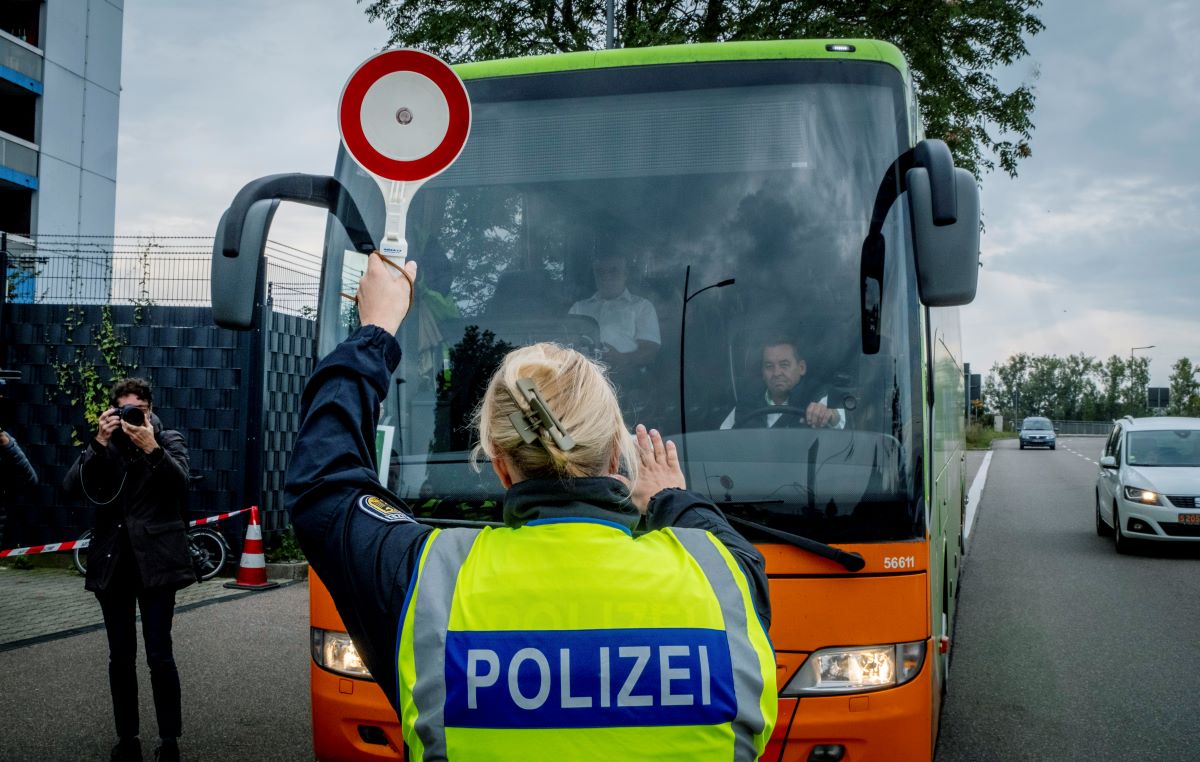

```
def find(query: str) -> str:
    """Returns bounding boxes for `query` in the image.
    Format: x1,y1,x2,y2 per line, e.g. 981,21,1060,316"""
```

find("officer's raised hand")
357,252,418,336
629,424,685,513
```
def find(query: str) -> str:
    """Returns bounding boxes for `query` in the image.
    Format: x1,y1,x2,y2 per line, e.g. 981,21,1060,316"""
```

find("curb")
265,561,308,581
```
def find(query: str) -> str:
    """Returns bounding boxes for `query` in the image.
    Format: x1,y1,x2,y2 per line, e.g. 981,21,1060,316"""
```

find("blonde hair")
473,343,637,484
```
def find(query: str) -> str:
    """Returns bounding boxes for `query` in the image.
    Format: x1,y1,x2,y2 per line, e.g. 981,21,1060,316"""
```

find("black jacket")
285,326,772,709
731,378,836,429
63,413,196,593
0,433,38,489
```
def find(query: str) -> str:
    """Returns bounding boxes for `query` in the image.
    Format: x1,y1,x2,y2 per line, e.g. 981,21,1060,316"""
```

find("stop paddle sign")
339,49,471,264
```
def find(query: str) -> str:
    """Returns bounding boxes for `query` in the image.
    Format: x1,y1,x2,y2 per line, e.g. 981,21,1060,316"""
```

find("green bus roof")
453,39,908,82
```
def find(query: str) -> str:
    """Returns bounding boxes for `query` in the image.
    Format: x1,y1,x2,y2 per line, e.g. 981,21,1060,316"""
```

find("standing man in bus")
62,378,194,762
569,252,661,373
720,337,845,430
286,253,776,761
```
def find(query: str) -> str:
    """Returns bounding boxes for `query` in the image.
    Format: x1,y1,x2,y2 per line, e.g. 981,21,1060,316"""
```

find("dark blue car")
1019,417,1057,450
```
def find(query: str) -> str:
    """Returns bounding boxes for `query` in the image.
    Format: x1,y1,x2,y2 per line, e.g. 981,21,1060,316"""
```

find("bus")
213,39,979,761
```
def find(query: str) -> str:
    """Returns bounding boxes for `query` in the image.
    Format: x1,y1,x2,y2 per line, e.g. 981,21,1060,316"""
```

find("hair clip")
508,378,576,451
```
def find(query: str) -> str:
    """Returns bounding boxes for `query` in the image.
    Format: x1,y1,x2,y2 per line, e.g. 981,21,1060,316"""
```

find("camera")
118,404,145,427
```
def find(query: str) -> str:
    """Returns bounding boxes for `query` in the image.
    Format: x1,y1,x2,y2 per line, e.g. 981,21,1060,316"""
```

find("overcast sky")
114,0,1199,385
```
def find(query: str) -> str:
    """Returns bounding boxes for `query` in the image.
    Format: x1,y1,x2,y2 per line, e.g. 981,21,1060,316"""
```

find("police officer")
285,252,777,761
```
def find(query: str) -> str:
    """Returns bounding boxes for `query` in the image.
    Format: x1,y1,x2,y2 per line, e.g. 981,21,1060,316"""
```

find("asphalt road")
936,438,1200,762
0,582,312,761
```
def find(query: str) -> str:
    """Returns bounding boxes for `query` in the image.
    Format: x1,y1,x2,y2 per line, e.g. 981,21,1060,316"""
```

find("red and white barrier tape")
188,506,252,528
0,507,254,558
0,539,92,558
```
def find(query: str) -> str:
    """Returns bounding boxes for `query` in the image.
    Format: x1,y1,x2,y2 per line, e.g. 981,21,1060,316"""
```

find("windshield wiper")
725,511,866,572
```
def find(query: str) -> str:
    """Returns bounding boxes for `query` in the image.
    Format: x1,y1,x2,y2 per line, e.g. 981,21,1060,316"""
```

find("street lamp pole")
1130,344,1155,359
678,265,735,465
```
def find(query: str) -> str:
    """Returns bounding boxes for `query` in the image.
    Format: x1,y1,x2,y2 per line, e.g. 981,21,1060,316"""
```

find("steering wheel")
737,405,812,428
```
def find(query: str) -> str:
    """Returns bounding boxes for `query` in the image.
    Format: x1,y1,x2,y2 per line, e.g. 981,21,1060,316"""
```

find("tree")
360,0,1044,177
1099,355,1126,421
1123,356,1150,418
1167,358,1200,417
1022,354,1060,417
1057,353,1100,420
984,353,1030,427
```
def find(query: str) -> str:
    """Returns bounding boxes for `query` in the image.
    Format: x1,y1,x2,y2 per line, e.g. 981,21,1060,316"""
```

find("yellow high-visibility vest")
396,518,777,761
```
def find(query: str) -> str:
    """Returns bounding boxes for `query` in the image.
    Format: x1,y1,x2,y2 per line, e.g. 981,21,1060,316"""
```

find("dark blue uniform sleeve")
644,489,772,630
284,325,433,704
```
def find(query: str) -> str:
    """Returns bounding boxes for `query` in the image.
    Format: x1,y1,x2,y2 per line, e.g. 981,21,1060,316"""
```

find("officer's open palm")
629,424,685,514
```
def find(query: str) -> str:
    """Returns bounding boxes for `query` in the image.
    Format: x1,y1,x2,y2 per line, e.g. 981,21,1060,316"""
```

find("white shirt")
719,390,846,430
569,289,661,354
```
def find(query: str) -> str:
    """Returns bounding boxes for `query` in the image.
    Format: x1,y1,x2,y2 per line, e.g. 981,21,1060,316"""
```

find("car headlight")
781,641,926,696
311,628,374,679
1123,486,1160,505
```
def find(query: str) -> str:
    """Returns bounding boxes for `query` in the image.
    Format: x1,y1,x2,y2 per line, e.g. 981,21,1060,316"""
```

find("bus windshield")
321,59,924,543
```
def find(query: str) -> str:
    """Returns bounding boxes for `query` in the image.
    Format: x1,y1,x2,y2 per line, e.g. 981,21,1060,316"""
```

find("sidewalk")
0,565,289,652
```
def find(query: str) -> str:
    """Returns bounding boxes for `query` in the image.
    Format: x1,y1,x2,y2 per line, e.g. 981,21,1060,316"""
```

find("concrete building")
1,0,123,301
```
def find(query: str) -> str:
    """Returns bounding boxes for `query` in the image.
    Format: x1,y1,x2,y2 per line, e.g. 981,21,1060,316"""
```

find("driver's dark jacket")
62,413,195,593
285,325,772,710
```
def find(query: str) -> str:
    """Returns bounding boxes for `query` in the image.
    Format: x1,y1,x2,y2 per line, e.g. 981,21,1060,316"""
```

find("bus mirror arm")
219,173,375,259
859,140,960,353
726,514,866,572
211,173,378,330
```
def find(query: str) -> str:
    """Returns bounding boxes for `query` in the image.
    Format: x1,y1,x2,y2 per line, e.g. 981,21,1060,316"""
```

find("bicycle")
73,524,229,581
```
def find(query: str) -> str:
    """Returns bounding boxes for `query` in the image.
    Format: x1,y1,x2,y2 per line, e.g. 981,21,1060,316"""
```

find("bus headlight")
782,641,926,696
311,628,374,679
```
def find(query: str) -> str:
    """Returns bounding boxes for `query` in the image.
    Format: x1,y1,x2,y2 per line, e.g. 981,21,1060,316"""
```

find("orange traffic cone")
224,506,280,591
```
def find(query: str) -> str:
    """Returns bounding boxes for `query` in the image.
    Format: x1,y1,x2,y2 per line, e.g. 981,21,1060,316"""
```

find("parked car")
1095,416,1200,553
1019,416,1057,450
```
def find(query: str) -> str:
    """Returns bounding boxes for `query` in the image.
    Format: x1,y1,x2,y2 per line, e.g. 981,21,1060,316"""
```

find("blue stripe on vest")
444,628,736,729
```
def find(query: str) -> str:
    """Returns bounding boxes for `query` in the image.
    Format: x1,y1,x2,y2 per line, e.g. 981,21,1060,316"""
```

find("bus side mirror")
212,201,277,330
907,165,980,307
211,173,378,330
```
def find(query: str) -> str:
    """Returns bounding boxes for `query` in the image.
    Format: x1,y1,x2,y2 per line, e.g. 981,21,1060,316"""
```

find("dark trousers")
96,585,182,740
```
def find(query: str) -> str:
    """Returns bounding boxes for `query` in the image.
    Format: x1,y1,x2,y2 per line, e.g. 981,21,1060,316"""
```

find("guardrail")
2,235,320,317
1050,420,1111,436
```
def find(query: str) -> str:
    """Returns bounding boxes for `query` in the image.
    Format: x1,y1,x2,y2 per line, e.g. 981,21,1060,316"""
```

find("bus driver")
285,252,777,761
720,338,845,430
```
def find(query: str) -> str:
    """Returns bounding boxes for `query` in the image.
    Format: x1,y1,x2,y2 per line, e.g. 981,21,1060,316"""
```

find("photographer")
63,377,194,762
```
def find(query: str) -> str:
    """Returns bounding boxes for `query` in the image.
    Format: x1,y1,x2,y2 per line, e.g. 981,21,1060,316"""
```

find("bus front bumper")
310,665,404,761
765,647,934,762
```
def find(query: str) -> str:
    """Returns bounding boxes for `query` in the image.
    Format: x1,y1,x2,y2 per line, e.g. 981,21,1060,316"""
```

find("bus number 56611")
884,556,916,570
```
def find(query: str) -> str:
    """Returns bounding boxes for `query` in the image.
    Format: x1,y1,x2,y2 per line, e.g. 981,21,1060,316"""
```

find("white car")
1095,416,1200,552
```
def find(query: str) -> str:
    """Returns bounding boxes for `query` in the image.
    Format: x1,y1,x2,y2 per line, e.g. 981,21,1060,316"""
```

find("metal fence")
2,234,320,316
1051,420,1112,436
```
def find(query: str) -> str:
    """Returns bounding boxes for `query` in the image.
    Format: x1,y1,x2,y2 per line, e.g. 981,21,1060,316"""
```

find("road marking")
963,451,992,550
1062,444,1098,466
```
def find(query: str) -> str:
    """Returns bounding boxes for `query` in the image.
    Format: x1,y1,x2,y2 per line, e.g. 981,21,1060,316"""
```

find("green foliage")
1167,358,1200,417
965,421,1016,449
51,305,140,446
359,0,1043,177
984,351,1157,424
266,526,306,563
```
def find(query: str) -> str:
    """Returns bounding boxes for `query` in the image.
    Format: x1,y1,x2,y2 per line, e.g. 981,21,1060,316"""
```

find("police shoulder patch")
357,494,414,523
